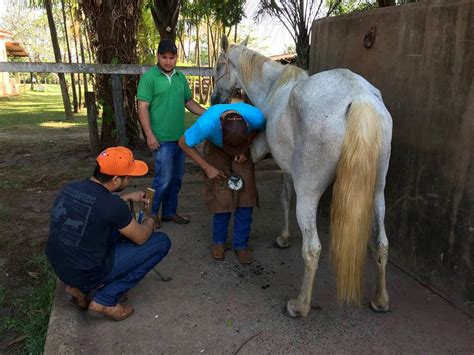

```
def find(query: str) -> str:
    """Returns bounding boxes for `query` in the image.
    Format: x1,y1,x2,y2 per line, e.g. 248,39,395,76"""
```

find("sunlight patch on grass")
40,121,87,128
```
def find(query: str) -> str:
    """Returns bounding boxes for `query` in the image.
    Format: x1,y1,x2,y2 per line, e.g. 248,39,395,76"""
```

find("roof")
5,41,28,57
269,53,297,64
0,28,28,57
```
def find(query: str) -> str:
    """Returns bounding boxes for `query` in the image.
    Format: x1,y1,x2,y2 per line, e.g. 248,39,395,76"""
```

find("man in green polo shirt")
137,39,206,228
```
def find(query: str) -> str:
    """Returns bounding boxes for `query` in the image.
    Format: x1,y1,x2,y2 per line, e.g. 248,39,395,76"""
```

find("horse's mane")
235,45,307,88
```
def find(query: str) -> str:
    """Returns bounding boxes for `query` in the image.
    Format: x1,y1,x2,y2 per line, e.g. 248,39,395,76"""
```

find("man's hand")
146,134,160,151
122,191,149,204
204,164,227,180
234,154,248,164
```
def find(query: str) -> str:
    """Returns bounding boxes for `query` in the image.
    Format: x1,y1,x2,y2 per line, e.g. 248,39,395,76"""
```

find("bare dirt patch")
0,126,122,352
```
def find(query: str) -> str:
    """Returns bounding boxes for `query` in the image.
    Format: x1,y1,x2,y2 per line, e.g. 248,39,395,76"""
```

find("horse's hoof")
274,236,290,249
285,299,307,318
370,299,390,313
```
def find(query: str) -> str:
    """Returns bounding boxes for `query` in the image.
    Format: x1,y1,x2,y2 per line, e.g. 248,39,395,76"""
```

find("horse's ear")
240,35,249,47
221,35,229,53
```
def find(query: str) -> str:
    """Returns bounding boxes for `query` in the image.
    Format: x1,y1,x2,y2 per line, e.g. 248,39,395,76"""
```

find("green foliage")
138,2,160,64
0,254,56,354
0,5,56,62
328,0,377,15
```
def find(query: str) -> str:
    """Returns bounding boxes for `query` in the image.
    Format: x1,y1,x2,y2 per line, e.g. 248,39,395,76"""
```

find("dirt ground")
2,125,473,354
43,167,474,354
0,125,159,352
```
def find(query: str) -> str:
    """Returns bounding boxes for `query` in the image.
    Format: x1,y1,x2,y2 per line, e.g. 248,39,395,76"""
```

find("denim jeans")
91,232,171,306
212,207,252,250
151,142,185,217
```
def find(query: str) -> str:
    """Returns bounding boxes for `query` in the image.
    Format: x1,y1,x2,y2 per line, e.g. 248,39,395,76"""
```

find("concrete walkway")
44,166,473,354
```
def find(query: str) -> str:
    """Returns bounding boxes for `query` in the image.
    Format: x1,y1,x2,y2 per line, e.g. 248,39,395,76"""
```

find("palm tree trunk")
79,18,88,94
196,24,203,104
69,3,82,110
44,0,73,120
60,0,78,113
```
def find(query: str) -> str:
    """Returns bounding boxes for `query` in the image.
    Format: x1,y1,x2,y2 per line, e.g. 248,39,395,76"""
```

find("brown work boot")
87,300,134,321
161,214,190,224
235,249,253,265
211,244,225,260
65,286,89,310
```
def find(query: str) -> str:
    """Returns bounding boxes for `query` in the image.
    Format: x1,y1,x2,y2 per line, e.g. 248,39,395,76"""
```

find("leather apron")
203,141,259,213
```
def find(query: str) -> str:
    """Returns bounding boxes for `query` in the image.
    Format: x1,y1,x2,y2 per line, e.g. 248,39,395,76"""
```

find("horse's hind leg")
369,190,390,312
286,183,322,317
275,173,294,248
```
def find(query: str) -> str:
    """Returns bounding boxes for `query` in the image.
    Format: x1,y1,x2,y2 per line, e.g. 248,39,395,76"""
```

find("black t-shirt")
46,179,132,290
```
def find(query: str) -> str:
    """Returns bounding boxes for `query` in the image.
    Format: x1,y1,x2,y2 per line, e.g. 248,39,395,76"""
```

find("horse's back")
284,68,392,176
290,68,391,137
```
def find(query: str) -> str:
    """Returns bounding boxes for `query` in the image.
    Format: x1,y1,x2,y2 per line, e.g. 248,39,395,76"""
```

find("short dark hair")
93,164,116,183
222,112,248,147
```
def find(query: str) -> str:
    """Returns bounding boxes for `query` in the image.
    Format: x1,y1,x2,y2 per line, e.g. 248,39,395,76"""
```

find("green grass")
0,84,88,129
1,254,56,354
0,84,200,130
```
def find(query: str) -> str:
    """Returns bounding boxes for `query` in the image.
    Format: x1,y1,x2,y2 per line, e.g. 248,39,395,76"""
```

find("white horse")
211,36,393,317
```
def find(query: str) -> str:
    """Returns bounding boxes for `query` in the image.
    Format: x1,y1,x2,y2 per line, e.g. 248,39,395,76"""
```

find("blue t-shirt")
184,102,265,147
46,179,132,290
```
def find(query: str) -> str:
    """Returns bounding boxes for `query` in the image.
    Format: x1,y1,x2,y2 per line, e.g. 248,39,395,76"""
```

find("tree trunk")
196,24,203,104
70,3,82,110
79,18,88,94
296,30,310,70
177,30,187,60
82,0,142,147
60,0,78,113
377,0,396,6
44,0,73,120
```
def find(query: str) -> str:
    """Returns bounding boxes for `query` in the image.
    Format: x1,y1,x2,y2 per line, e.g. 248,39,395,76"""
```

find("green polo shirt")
137,66,192,142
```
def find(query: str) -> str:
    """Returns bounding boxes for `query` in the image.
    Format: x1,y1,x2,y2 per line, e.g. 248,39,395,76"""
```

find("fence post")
85,91,100,156
111,74,127,146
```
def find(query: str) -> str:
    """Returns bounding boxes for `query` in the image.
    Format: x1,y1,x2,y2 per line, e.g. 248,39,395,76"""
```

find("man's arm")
119,217,155,245
185,99,206,116
178,136,226,180
137,100,160,150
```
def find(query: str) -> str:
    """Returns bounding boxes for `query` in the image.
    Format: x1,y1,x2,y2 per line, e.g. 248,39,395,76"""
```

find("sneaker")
211,244,225,260
65,286,89,310
87,301,134,321
235,249,253,265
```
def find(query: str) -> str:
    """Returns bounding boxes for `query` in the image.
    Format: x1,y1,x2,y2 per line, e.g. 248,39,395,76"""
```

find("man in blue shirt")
178,102,265,264
46,146,171,321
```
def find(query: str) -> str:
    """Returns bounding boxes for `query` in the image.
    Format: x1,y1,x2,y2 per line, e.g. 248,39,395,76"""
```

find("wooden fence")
0,62,214,154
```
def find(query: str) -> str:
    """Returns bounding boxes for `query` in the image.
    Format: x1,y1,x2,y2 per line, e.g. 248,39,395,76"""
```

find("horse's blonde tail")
330,99,382,305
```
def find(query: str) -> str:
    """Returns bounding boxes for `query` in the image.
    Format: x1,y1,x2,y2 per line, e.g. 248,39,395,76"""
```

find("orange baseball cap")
96,146,148,176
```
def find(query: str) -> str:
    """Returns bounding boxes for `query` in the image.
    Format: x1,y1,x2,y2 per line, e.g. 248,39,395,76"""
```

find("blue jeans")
151,142,185,217
91,232,171,306
213,207,252,250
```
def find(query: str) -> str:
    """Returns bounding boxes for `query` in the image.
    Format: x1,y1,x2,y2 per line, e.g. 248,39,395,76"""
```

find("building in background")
0,28,28,96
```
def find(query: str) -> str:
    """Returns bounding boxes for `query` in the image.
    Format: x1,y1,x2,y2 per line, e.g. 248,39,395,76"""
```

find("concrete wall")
310,0,473,313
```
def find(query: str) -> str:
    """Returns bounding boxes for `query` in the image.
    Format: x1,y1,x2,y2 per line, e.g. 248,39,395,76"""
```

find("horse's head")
211,36,248,105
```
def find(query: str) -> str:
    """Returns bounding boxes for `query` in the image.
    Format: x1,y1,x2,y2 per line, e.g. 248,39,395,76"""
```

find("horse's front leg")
286,190,321,317
275,173,294,248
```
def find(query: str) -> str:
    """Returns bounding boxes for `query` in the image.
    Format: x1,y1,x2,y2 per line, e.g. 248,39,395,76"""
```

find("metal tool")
227,175,244,191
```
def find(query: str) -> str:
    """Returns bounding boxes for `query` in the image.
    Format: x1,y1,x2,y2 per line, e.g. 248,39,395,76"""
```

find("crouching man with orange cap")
46,146,170,321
